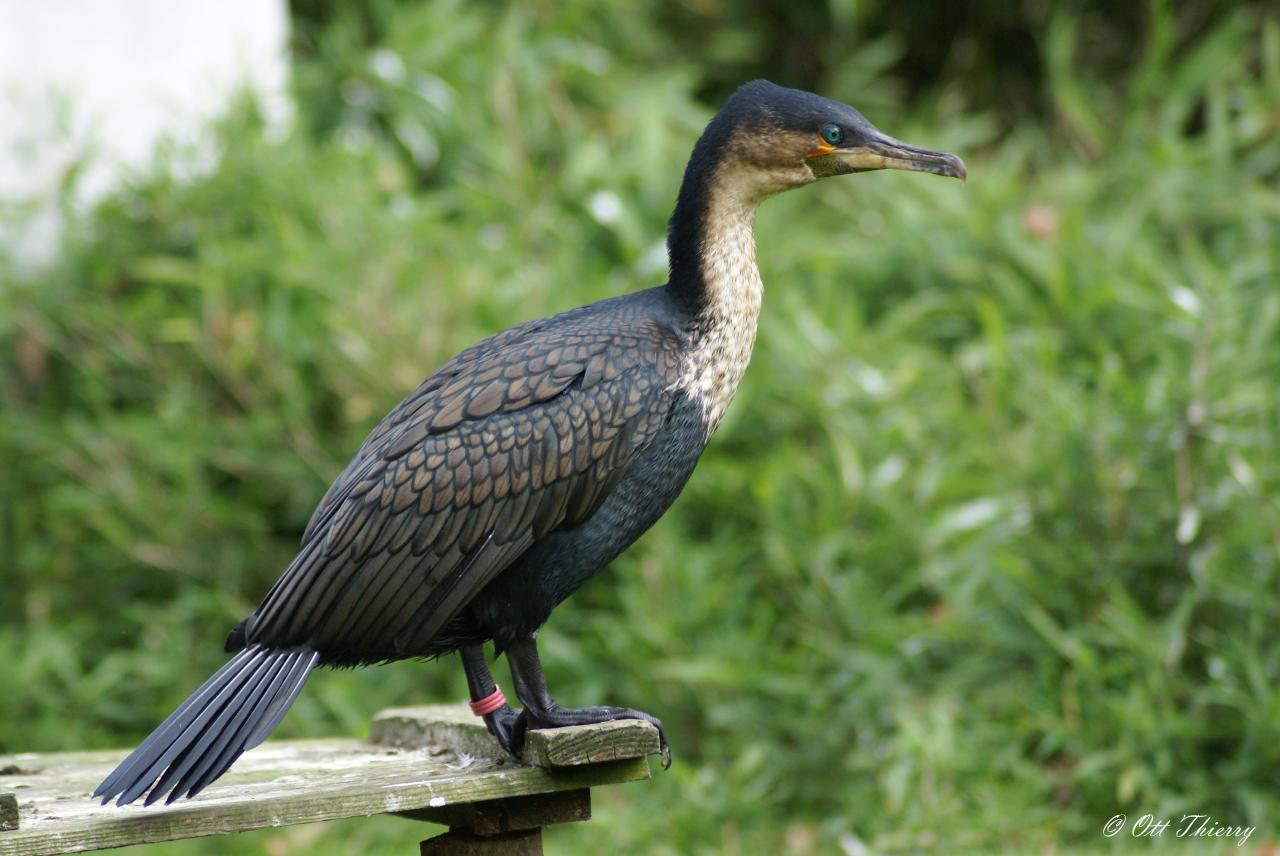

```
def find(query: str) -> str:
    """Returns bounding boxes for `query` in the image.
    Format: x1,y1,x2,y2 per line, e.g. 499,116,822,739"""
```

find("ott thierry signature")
1104,813,1255,848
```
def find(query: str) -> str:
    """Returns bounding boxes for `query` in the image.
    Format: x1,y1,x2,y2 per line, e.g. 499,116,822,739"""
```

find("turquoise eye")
821,124,844,146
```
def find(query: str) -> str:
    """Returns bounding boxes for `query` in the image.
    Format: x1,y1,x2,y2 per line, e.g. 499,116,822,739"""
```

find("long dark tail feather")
94,646,319,807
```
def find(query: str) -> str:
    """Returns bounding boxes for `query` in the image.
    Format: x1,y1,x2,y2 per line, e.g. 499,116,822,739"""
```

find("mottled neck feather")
667,148,765,432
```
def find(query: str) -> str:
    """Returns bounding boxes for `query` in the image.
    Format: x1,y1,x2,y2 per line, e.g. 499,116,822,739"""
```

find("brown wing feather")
300,316,553,545
245,312,683,661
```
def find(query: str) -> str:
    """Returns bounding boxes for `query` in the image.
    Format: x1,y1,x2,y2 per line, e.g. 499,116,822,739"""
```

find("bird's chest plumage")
677,195,763,435
471,395,710,646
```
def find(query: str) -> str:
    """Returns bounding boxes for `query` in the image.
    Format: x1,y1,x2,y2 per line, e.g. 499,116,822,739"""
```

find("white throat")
680,175,764,434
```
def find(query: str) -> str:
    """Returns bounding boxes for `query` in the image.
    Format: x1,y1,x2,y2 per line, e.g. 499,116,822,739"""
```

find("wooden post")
399,788,592,833
406,788,590,854
420,828,543,856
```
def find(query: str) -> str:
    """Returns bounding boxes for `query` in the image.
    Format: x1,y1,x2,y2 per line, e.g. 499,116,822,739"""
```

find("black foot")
481,704,522,759
510,703,671,769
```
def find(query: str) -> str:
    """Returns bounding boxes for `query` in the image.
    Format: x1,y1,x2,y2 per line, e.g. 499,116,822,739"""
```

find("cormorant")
95,79,964,807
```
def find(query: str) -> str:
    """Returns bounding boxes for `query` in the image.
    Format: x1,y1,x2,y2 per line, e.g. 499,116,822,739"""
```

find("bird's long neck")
666,142,764,433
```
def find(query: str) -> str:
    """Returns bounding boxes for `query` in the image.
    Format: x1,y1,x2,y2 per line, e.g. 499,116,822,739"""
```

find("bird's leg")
459,643,520,757
505,635,671,768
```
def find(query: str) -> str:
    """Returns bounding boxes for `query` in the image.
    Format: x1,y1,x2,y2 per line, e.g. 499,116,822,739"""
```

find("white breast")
678,184,763,434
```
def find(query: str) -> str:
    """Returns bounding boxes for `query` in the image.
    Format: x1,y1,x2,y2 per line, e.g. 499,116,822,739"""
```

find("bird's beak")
813,131,967,182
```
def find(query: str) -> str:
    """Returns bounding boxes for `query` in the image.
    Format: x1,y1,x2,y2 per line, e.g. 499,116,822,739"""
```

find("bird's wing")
244,309,683,659
300,317,550,545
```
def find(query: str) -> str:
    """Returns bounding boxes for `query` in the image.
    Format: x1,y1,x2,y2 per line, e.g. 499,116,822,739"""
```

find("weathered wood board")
371,705,662,767
0,705,660,856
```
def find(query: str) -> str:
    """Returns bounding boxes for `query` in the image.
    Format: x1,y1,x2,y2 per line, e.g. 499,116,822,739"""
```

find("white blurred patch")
368,48,406,84
872,454,907,488
1176,505,1201,545
395,117,439,169
839,831,871,856
0,0,291,267
414,73,454,113
935,497,1003,538
1227,452,1256,490
853,363,889,397
1169,285,1201,317
587,190,623,225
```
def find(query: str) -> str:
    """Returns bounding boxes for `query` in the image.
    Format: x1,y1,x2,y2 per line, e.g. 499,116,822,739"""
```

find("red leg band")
469,686,507,717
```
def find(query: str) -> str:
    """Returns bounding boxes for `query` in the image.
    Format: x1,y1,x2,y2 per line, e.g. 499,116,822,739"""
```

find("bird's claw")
481,704,523,760
633,709,672,769
509,708,531,755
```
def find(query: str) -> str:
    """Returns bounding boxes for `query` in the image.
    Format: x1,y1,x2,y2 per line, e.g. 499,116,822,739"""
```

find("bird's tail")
94,646,319,806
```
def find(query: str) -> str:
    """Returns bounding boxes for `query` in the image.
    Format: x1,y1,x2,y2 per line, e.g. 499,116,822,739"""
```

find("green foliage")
2,2,1278,853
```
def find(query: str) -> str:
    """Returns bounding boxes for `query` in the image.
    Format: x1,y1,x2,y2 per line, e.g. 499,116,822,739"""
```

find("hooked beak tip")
833,132,968,183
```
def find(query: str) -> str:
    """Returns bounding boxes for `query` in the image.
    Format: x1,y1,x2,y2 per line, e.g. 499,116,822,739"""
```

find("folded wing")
239,310,683,662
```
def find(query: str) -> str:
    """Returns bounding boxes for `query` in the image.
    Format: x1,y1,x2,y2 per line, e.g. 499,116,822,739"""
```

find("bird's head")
691,79,966,203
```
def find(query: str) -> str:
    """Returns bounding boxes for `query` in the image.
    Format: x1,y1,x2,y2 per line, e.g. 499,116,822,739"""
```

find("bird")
95,79,965,807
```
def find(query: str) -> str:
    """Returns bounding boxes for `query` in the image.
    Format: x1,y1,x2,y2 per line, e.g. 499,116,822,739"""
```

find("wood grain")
371,705,661,768
0,704,656,856
523,720,661,767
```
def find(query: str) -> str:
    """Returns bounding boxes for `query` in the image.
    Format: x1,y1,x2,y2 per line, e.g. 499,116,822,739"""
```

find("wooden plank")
372,705,505,759
371,705,661,768
0,703,654,856
523,721,660,768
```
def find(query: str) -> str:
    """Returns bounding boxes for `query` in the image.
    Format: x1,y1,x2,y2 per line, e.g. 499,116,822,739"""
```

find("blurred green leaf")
2,2,1278,854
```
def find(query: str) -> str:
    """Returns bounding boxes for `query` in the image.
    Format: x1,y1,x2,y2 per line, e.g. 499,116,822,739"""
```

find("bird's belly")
469,397,712,647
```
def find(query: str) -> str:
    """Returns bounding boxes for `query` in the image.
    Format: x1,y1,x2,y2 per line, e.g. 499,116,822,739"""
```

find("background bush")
1,2,1278,853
